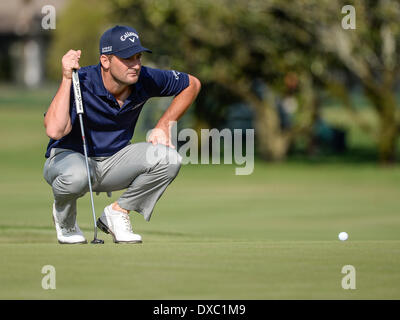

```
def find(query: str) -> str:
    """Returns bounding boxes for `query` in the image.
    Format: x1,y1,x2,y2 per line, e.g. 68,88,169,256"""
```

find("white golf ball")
338,232,348,241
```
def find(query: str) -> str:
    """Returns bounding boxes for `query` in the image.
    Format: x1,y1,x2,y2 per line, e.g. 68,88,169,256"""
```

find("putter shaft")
78,114,98,240
72,69,102,243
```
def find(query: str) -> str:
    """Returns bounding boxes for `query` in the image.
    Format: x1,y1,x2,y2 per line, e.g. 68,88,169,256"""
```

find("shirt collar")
91,63,108,97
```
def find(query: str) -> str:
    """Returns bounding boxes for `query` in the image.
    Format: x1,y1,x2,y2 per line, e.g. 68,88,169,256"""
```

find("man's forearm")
155,75,201,129
44,78,73,140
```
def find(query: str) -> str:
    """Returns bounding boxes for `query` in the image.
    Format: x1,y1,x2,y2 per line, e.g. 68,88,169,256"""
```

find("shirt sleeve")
142,66,190,97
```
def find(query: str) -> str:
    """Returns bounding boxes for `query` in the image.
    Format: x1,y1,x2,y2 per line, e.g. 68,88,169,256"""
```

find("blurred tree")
275,0,400,162
109,0,321,161
48,0,400,162
46,0,111,80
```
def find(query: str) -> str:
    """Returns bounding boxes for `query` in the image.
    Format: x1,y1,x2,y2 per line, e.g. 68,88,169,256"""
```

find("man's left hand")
147,122,176,149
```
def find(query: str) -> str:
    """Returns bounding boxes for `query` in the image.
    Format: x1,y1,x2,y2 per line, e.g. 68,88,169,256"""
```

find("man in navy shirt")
43,25,201,244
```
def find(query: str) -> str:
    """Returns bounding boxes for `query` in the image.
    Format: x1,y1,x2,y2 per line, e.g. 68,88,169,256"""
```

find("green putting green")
0,89,399,299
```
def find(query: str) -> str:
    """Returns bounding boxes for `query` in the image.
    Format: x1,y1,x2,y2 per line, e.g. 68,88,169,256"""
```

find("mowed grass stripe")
0,241,399,299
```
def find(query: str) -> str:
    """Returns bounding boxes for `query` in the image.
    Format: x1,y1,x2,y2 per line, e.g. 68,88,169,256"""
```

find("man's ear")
100,54,111,70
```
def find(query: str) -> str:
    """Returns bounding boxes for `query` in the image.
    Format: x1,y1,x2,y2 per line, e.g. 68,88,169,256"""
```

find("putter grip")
72,69,84,114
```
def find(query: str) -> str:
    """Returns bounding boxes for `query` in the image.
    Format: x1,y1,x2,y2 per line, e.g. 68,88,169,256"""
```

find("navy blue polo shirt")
45,64,189,158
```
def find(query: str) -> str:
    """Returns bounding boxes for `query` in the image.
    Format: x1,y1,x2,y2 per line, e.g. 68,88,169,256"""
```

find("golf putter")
72,69,104,244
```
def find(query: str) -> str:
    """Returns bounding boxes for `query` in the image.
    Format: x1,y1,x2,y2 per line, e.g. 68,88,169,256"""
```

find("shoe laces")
63,226,77,234
120,213,133,233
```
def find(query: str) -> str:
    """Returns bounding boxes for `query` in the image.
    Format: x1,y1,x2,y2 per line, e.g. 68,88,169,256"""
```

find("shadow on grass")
144,230,192,237
0,225,54,231
278,148,399,166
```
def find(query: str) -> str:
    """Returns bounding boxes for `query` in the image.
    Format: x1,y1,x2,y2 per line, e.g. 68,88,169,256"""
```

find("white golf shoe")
97,204,142,244
52,203,87,244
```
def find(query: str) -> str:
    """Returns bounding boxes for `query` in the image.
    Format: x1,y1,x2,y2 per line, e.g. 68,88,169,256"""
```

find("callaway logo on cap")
99,25,152,58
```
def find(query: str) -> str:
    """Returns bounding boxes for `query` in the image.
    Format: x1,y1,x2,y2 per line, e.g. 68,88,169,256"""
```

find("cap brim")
114,46,152,59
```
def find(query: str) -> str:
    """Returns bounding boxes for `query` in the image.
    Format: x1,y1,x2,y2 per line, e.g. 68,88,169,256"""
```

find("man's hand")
62,50,81,80
147,122,176,149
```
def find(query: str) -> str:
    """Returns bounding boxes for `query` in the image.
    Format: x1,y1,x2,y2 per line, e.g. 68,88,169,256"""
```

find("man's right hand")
62,50,81,80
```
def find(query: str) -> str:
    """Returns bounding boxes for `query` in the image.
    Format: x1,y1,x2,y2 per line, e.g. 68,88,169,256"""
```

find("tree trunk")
378,110,397,163
254,105,291,161
366,87,398,163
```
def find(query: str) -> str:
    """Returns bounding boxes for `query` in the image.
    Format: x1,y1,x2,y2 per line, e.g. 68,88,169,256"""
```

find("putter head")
91,238,104,244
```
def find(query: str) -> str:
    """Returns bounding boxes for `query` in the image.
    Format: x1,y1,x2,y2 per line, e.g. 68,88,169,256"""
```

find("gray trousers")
43,142,182,229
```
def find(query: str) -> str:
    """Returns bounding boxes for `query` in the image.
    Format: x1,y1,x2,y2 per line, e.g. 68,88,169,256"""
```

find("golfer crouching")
43,25,201,244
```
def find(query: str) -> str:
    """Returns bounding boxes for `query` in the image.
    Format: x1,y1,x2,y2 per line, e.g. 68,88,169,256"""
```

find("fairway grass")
1,240,399,299
1,100,400,299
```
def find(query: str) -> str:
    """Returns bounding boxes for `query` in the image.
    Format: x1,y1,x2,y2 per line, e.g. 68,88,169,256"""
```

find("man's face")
108,52,142,85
